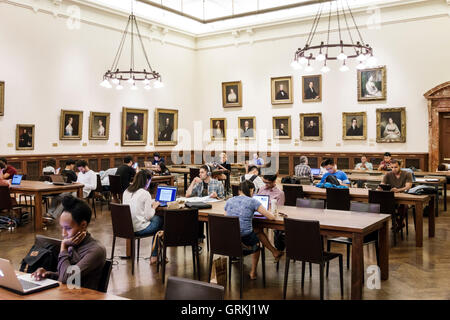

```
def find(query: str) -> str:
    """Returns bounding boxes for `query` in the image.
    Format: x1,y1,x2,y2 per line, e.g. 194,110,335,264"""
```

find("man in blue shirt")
319,158,350,187
151,152,165,165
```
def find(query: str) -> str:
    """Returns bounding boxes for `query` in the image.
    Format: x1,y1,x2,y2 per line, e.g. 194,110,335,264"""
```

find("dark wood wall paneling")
2,151,429,178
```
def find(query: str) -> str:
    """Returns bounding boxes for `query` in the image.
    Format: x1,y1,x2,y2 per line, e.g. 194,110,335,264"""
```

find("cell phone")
145,178,152,190
132,163,138,169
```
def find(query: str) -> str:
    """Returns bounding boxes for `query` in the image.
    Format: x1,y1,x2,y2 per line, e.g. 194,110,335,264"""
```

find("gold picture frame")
238,116,256,139
376,107,406,143
342,112,367,140
60,110,83,140
155,108,178,146
272,116,291,139
89,112,110,140
16,124,35,150
300,113,322,141
302,74,322,102
271,76,293,104
0,81,4,116
222,81,242,108
210,118,227,141
357,66,386,101
121,107,148,146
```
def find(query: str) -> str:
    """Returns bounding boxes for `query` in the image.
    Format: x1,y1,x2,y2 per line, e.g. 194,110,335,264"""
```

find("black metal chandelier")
291,0,377,73
101,1,163,90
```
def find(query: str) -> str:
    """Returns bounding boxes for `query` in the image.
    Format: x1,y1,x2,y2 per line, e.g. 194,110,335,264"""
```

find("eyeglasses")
326,167,335,172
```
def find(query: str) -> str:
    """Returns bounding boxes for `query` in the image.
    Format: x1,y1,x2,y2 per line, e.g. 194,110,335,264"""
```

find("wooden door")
440,113,450,164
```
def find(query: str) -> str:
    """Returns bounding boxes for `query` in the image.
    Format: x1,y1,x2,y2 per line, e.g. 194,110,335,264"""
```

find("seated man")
240,165,265,193
151,152,165,166
76,160,97,198
0,157,17,180
355,155,373,171
378,152,392,171
61,159,78,183
378,159,412,231
294,156,313,182
32,195,106,290
319,158,350,187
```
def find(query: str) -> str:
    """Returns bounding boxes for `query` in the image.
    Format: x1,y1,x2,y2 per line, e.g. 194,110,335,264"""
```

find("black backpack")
325,175,341,186
20,243,60,273
281,176,300,184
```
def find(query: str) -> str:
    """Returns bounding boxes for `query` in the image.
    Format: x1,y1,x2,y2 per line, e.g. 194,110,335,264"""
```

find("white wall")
0,3,197,155
196,15,450,153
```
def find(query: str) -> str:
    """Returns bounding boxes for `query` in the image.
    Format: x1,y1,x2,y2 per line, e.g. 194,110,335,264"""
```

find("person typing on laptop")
224,180,283,280
31,195,106,290
122,170,162,265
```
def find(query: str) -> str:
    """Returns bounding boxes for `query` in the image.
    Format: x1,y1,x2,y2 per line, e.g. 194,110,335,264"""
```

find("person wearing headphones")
186,164,224,199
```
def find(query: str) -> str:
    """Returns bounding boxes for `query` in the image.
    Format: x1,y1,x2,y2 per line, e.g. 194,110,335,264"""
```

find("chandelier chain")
110,15,131,72
346,0,365,46
133,15,154,72
341,2,358,55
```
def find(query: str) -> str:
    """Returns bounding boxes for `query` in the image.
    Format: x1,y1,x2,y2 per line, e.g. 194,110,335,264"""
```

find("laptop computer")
155,186,177,207
379,184,391,191
50,175,71,186
0,258,59,295
311,168,321,176
252,194,270,217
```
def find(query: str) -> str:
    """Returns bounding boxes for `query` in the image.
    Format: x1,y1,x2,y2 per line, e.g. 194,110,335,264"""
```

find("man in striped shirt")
294,156,313,182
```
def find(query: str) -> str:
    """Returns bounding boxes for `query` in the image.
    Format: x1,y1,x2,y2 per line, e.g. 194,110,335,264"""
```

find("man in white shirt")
76,160,97,198
99,167,118,191
240,165,265,193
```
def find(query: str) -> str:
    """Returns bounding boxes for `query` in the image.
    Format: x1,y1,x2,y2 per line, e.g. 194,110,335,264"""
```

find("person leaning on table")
225,180,283,280
377,159,412,232
32,195,106,290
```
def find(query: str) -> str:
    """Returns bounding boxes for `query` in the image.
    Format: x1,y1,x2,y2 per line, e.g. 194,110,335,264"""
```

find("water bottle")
271,199,278,215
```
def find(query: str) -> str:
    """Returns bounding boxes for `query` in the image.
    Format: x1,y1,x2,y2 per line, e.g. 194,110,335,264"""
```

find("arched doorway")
424,81,450,171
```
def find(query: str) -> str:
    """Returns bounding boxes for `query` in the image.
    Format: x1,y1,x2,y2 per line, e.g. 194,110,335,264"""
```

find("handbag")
20,242,60,273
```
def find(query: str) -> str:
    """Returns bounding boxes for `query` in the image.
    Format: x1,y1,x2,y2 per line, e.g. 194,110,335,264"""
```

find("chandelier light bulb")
131,84,138,90
290,60,301,70
316,53,326,61
100,79,111,88
366,55,377,67
299,56,308,65
357,53,367,62
111,78,120,85
154,80,164,88
321,65,330,73
340,62,349,72
116,84,123,90
143,78,150,85
127,78,135,84
305,64,313,72
337,52,347,61
356,62,366,70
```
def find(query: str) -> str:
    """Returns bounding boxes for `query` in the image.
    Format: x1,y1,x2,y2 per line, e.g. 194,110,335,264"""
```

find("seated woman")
0,160,10,186
122,169,162,264
224,180,283,280
32,195,106,290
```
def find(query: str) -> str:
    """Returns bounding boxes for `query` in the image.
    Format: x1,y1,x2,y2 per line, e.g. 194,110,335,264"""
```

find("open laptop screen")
311,168,321,176
252,195,270,216
156,186,177,203
11,175,23,185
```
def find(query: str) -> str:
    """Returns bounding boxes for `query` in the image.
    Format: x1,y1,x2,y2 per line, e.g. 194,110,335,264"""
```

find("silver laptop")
0,258,59,294
50,174,71,186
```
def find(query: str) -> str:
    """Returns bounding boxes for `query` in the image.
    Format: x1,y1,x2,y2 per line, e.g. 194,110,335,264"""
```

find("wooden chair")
207,213,266,299
109,175,123,204
282,185,304,207
296,198,325,209
326,202,381,273
283,218,343,300
326,188,350,211
109,203,154,275
0,185,22,219
165,276,224,300
157,209,200,284
97,259,113,293
369,190,400,245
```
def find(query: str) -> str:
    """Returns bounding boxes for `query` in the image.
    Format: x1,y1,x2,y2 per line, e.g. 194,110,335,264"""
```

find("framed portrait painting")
300,113,322,141
155,108,178,146
302,75,322,102
60,110,83,140
222,81,242,108
342,112,367,140
376,107,406,143
271,76,293,104
272,116,291,139
16,124,34,150
0,81,4,116
210,118,226,141
121,107,148,146
358,66,386,101
238,117,256,139
89,112,110,140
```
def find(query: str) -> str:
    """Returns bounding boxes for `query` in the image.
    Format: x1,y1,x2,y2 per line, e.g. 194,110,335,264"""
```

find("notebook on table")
155,186,177,207
0,258,59,295
252,194,270,217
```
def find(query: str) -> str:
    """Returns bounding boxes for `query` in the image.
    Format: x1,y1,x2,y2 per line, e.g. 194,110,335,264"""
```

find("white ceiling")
83,0,412,35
